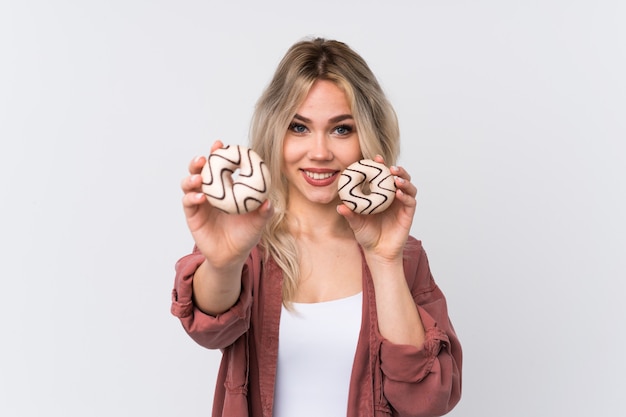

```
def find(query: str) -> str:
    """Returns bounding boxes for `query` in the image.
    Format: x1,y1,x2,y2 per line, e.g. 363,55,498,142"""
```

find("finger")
394,176,418,198
181,173,204,194
189,155,206,175
390,165,412,183
395,188,417,208
258,198,274,219
210,140,225,153
336,203,353,218
188,139,224,175
248,198,274,222
336,204,366,231
182,191,206,210
373,154,385,164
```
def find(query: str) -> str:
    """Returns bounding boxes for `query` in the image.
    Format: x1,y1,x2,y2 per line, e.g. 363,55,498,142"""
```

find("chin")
308,195,341,206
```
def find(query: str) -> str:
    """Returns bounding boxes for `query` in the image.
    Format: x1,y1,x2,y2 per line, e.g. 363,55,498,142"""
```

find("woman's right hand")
181,140,274,271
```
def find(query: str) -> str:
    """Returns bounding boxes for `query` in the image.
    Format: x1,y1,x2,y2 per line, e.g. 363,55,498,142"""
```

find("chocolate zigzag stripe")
237,148,269,192
338,159,395,214
339,169,373,212
201,145,242,198
201,145,271,214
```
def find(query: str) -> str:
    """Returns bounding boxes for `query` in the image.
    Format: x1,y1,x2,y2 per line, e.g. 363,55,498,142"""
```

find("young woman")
172,38,462,417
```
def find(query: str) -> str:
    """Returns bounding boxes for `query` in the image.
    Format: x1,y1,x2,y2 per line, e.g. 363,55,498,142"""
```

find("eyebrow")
293,113,354,124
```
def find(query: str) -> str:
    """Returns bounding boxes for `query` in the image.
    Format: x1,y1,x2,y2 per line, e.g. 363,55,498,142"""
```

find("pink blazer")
171,236,462,416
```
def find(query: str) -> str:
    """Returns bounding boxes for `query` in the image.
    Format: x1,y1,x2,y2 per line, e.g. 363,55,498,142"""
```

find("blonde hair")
249,38,400,304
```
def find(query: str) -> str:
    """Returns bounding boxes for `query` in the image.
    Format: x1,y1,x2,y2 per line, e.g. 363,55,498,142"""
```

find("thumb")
337,204,364,230
247,199,274,231
259,199,274,219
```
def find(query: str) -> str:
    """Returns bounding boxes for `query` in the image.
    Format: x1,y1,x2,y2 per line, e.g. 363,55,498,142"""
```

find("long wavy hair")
249,38,400,304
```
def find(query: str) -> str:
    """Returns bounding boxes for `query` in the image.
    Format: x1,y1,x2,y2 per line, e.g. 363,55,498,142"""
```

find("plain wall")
1,1,624,416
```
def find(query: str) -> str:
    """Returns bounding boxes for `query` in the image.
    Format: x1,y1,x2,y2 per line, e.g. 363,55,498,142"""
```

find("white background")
1,1,625,416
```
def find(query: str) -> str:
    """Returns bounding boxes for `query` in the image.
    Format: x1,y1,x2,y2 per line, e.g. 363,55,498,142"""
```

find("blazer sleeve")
379,238,463,417
170,246,257,350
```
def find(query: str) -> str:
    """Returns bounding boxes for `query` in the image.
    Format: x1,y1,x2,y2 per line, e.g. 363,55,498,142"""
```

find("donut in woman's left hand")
338,159,396,214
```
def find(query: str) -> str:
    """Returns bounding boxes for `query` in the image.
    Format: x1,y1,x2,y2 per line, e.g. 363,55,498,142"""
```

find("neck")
286,202,353,239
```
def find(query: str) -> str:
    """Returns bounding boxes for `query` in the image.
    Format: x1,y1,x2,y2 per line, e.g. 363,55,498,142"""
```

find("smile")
303,171,336,180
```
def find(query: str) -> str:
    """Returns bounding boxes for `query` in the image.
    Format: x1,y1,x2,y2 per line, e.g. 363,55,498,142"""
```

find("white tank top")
273,293,363,417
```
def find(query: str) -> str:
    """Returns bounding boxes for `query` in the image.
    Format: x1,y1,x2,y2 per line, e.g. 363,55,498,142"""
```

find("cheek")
282,137,306,162
281,143,298,171
339,139,363,163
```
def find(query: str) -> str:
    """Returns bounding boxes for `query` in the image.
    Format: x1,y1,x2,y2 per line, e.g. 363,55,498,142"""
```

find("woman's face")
282,80,362,209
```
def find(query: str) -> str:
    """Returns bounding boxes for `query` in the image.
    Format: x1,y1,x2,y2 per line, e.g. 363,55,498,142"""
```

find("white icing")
338,159,396,214
201,145,271,214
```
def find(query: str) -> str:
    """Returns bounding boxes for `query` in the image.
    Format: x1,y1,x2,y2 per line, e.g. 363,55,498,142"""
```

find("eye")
333,124,354,136
288,122,308,134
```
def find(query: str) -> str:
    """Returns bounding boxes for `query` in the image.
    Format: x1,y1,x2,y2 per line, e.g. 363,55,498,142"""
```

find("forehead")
296,80,352,118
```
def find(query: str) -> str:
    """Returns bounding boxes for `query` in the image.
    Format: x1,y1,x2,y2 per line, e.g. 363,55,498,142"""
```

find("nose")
308,134,333,161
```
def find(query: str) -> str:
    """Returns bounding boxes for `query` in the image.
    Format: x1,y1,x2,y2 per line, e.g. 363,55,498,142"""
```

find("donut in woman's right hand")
201,145,271,214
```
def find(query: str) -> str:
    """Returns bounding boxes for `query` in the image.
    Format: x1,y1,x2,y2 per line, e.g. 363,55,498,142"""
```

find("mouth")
303,170,336,180
300,169,340,186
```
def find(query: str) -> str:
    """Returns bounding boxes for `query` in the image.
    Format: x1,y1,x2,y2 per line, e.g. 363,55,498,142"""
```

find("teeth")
305,171,334,180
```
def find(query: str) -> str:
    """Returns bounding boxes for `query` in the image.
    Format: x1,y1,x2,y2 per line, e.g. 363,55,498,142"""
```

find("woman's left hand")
337,156,417,262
